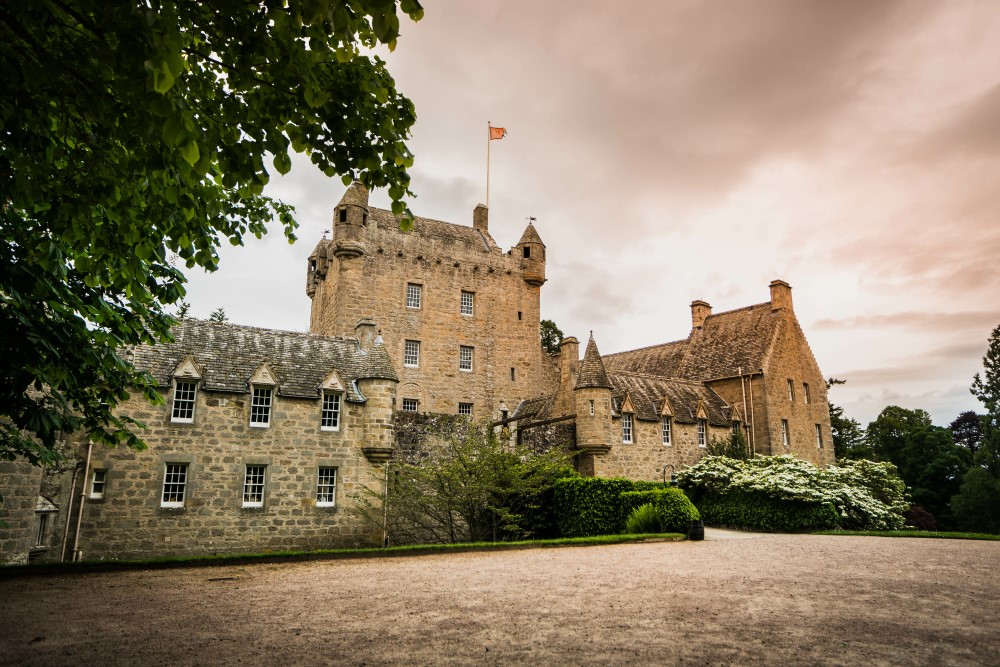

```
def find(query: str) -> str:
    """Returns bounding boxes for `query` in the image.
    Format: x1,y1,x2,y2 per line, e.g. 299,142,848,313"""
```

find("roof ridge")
704,301,771,319
607,370,708,386
604,337,690,358
178,318,355,342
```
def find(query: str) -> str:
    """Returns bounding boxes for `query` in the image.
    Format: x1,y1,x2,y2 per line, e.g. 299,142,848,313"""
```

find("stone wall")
598,417,730,481
65,385,391,560
0,461,43,565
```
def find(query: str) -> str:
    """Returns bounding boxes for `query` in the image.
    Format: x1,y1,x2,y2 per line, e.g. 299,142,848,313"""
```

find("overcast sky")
184,0,1000,427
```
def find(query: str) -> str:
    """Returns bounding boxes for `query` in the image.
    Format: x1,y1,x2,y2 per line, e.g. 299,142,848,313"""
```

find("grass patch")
0,533,685,578
815,529,1000,541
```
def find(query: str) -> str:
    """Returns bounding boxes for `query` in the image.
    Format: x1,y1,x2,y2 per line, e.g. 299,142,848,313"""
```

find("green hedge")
553,478,693,537
697,491,839,532
621,489,700,533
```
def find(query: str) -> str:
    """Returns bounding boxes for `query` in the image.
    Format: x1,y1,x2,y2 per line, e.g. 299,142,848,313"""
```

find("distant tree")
706,430,750,460
826,378,867,459
175,302,191,319
208,308,228,323
540,319,564,355
970,322,1000,479
865,405,932,463
949,411,982,457
951,467,1000,534
1,1,423,466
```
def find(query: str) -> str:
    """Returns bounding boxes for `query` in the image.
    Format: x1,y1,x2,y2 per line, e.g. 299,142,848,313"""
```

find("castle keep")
2,182,833,563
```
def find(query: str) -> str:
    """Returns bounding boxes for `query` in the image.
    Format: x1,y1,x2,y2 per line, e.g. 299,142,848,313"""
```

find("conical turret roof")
338,180,370,208
359,339,398,382
575,333,612,389
517,221,544,246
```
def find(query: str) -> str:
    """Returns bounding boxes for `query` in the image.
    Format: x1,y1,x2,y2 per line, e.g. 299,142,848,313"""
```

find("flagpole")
486,121,491,209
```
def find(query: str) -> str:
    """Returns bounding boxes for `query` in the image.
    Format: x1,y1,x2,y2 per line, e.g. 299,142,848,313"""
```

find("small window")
459,345,474,372
523,246,531,259
250,387,273,427
732,421,741,436
517,311,522,321
622,413,633,444
90,469,107,499
781,419,790,448
243,465,266,507
317,467,337,507
815,424,823,449
461,290,474,316
171,380,197,423
458,402,473,416
404,340,420,368
406,283,421,309
697,420,707,448
338,208,347,222
510,367,516,381
35,513,48,547
321,391,341,431
589,399,595,416
803,383,811,405
787,379,795,402
161,463,188,508
402,398,419,412
662,417,672,446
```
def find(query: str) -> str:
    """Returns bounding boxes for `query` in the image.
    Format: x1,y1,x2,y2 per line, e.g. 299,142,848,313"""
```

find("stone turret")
516,222,546,287
358,334,398,464
332,180,369,259
574,333,613,476
305,237,332,298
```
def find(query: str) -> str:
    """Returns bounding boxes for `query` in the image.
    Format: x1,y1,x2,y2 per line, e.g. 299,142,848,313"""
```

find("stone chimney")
355,318,378,352
554,337,580,415
691,300,712,329
769,280,793,312
473,204,488,233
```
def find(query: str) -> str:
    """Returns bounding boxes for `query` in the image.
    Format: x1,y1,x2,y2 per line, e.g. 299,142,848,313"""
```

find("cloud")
814,311,1000,333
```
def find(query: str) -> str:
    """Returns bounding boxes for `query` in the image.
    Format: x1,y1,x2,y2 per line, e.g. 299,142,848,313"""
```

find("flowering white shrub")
677,455,907,531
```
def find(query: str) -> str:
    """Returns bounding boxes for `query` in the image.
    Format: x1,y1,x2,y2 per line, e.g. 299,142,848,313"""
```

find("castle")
0,182,833,563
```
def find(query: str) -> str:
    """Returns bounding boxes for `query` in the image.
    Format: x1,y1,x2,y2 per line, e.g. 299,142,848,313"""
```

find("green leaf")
272,151,292,175
179,140,199,166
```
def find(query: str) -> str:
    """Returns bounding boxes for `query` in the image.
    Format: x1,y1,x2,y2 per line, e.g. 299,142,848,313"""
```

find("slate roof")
340,181,370,207
517,222,545,246
609,373,730,426
370,208,496,252
131,319,397,402
575,335,612,389
603,302,782,381
510,395,555,422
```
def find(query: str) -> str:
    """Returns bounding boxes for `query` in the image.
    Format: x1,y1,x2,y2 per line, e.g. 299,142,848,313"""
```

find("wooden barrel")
688,520,705,541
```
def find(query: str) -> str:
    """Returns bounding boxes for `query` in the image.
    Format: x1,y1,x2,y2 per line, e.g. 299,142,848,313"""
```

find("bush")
620,488,700,533
903,506,938,531
698,491,839,532
951,467,1000,534
625,503,661,534
553,477,668,537
677,455,908,531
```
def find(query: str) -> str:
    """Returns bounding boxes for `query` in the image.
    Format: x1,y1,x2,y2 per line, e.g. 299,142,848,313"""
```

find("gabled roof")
603,302,783,381
608,372,730,426
575,335,612,389
131,319,397,402
517,221,544,246
510,395,555,422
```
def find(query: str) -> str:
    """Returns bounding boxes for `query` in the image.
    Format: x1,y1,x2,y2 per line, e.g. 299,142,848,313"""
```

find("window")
338,208,347,222
90,469,107,499
787,379,795,402
35,514,48,547
459,345,474,372
816,424,824,449
404,340,420,368
321,392,342,431
510,367,516,381
171,380,197,423
523,246,531,259
461,290,474,316
406,282,421,309
317,467,337,507
732,421,741,436
243,465,266,507
517,311,522,321
622,413,633,444
161,463,188,508
803,383,811,404
697,420,707,448
402,398,419,412
458,402,473,416
250,386,273,427
662,417,672,446
589,399,595,416
781,419,790,448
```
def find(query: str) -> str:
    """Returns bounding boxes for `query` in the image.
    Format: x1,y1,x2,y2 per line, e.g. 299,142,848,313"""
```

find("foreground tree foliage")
367,423,576,545
0,1,421,464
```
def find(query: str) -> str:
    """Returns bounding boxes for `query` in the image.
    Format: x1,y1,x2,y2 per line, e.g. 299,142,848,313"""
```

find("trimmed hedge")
697,491,839,532
621,489,700,533
553,477,695,537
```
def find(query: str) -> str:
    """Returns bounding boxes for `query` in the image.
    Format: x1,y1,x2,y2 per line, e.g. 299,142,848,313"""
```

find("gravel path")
1,534,997,666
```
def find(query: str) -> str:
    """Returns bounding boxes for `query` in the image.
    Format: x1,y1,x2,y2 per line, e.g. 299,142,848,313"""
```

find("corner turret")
305,237,332,298
516,221,546,287
574,333,613,476
333,181,370,259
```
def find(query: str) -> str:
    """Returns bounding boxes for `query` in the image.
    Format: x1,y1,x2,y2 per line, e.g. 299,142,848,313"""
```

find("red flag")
489,126,507,140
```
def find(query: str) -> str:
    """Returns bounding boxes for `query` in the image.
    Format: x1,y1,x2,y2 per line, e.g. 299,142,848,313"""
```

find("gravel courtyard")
1,533,997,666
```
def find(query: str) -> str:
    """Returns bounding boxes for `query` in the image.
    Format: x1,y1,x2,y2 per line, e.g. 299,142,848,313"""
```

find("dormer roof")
575,334,612,389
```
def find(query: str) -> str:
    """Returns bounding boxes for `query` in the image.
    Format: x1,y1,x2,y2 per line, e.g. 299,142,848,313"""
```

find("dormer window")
321,391,342,431
171,380,197,423
698,419,707,448
250,386,273,427
622,413,633,444
662,417,672,446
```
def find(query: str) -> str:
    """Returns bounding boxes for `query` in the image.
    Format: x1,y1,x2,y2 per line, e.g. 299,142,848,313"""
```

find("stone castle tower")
306,181,558,418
